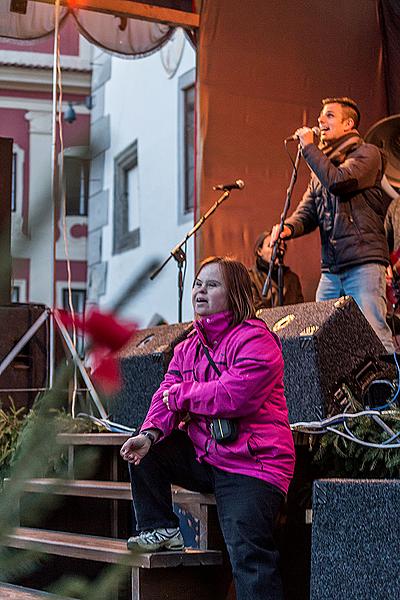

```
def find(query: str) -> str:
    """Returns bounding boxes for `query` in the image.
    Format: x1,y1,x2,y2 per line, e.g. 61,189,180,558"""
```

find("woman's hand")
386,265,394,287
163,389,171,410
120,434,151,465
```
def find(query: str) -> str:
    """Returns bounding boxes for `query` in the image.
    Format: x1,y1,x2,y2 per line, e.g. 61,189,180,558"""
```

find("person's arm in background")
385,199,395,255
304,143,382,197
270,177,319,247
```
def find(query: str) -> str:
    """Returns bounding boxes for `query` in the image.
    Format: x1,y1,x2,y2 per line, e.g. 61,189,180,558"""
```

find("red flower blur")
56,308,137,394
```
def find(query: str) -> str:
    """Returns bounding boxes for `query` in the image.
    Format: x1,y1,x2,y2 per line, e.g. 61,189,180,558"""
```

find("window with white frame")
11,152,17,212
11,285,20,302
113,140,140,254
11,144,24,217
178,68,196,223
11,279,27,303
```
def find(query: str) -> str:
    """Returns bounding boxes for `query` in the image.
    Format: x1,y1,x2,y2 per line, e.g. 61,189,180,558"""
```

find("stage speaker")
311,479,400,600
0,303,49,410
110,322,193,428
257,297,394,423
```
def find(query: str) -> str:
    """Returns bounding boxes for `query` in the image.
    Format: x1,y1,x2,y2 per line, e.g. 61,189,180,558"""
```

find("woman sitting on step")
120,256,295,600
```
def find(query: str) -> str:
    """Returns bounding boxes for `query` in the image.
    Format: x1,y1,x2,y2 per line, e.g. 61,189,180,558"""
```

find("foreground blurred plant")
0,368,128,597
57,308,137,395
0,261,157,595
0,401,27,481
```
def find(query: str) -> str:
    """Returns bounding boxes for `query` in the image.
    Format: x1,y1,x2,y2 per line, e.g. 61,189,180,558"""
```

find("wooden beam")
30,0,200,28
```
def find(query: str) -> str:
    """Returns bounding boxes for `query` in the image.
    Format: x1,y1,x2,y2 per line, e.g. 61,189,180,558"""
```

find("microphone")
213,179,245,191
285,126,320,142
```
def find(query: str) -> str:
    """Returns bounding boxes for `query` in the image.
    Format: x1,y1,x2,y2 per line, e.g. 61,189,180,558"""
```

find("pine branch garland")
314,410,400,478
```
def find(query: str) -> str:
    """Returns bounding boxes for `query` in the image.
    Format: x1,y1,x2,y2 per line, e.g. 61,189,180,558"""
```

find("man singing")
271,97,394,352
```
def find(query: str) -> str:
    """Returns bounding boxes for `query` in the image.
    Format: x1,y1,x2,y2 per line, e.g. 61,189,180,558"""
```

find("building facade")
0,19,91,313
87,30,196,327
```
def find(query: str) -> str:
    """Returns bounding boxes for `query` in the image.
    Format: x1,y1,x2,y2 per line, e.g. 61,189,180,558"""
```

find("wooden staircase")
0,582,74,599
2,433,233,600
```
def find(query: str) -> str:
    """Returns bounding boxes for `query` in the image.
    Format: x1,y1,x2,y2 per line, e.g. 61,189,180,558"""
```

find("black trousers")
129,431,284,600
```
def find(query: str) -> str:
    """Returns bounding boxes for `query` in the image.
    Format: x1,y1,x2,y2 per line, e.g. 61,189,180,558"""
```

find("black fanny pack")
210,417,238,444
199,341,238,445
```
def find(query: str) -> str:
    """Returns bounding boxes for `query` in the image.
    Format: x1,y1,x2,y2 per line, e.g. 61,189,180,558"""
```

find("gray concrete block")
88,189,109,232
89,153,105,196
87,229,102,266
87,262,107,301
90,115,110,159
91,54,112,92
91,86,105,123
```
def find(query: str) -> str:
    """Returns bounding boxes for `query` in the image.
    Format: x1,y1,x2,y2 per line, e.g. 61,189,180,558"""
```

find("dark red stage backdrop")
196,0,387,301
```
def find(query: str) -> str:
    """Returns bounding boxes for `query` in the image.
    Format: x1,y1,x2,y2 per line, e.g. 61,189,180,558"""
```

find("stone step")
16,478,217,505
6,527,222,568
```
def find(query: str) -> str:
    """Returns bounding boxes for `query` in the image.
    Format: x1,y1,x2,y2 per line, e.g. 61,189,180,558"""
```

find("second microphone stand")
150,189,231,322
262,143,302,305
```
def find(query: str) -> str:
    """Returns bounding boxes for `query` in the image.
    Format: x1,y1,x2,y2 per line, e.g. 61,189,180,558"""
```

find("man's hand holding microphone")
270,223,292,247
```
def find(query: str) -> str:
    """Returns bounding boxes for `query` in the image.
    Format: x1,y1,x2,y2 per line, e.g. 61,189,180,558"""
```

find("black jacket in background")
248,264,304,310
286,138,389,273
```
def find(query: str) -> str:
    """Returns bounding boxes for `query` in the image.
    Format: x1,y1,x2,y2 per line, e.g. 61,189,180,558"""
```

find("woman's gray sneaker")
127,527,184,552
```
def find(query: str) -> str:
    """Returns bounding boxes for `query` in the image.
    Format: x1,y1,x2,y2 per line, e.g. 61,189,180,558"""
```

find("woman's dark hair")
195,256,256,325
253,230,286,257
253,230,271,257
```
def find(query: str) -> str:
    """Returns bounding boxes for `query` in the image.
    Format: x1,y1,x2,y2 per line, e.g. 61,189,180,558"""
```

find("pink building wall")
0,20,91,306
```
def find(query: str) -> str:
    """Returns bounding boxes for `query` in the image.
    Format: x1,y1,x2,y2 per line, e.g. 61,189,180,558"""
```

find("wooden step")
14,479,217,550
18,479,216,505
0,583,73,599
5,528,222,568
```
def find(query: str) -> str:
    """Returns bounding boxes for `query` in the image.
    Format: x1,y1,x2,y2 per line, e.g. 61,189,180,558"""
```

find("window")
62,288,86,355
178,68,196,223
64,157,89,216
11,152,17,212
11,285,20,302
62,288,86,314
113,141,140,254
183,85,195,213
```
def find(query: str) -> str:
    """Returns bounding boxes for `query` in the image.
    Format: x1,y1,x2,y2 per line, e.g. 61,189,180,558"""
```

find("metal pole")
49,0,62,388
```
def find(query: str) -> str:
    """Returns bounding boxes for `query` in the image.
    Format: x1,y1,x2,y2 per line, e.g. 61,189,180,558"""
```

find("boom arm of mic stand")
262,144,302,298
150,189,231,282
150,190,231,323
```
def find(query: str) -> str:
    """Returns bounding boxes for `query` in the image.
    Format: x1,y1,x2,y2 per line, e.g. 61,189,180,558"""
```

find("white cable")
326,426,400,449
290,409,384,430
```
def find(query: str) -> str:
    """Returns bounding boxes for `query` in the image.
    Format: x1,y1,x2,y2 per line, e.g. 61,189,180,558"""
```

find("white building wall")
96,38,196,328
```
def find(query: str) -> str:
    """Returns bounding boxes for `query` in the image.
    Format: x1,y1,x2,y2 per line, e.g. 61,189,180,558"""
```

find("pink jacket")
141,311,295,494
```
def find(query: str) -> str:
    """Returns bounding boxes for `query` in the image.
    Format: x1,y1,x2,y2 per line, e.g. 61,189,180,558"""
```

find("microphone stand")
275,243,286,307
262,143,302,303
150,189,231,323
